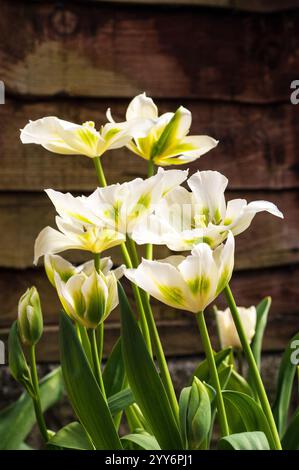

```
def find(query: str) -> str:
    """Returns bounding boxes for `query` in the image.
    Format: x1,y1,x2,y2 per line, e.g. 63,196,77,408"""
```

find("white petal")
125,259,189,310
126,93,158,121
188,170,228,224
34,227,81,265
44,254,75,286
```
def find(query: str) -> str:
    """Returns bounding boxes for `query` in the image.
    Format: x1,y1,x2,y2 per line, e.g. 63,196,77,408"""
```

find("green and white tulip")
125,232,235,313
107,92,218,166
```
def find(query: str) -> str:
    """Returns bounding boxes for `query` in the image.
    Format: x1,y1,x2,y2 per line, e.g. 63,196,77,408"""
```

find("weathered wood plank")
2,262,298,361
28,0,299,13
1,264,298,333
0,189,295,269
1,2,298,102
1,99,299,191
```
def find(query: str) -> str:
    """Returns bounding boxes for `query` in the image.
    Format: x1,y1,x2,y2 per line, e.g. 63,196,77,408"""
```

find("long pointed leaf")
118,284,183,450
272,331,299,436
59,313,122,450
219,431,270,450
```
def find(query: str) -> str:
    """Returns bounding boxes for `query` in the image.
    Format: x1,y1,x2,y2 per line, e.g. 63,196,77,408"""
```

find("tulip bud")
179,376,211,450
18,287,43,346
215,306,257,349
54,268,118,329
8,321,35,397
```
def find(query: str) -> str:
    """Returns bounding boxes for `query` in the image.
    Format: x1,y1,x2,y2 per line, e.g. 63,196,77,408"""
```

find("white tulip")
85,167,188,235
125,232,235,313
34,188,126,264
107,93,218,166
132,170,283,250
20,116,149,159
44,253,124,287
215,306,257,349
54,264,121,329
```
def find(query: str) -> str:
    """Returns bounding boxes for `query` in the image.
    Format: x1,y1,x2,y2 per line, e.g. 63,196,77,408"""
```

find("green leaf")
8,321,35,397
118,283,183,450
103,337,126,398
49,422,94,450
59,313,122,450
108,388,135,416
0,367,63,450
251,297,271,370
223,390,275,449
193,348,232,383
281,408,299,450
226,369,254,397
272,331,299,436
218,431,270,450
179,377,211,450
122,432,161,450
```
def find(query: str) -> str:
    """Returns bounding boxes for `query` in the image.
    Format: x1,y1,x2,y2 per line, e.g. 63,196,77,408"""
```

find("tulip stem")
195,310,229,437
88,328,107,400
146,160,155,260
120,242,152,356
93,157,107,186
224,284,282,450
28,345,49,443
94,252,101,273
91,159,152,356
139,289,180,423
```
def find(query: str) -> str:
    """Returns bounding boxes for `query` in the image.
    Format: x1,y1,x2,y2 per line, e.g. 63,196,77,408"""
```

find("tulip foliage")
3,93,298,451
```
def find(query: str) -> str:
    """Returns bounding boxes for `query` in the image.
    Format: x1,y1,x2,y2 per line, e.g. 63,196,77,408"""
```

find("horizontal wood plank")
1,264,298,330
28,0,299,13
1,2,298,102
0,189,295,269
2,262,298,360
1,99,299,191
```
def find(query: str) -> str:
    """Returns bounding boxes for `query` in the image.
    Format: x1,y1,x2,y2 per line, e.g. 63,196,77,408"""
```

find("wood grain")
1,99,299,191
29,0,299,13
1,264,298,329
0,189,295,269
2,263,298,361
1,2,298,102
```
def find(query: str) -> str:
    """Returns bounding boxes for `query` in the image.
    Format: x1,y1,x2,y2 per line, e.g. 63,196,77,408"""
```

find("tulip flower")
85,167,188,235
34,187,126,264
20,116,149,159
44,253,123,287
107,93,218,166
54,263,120,329
132,170,283,250
125,232,235,313
215,306,257,349
18,287,43,346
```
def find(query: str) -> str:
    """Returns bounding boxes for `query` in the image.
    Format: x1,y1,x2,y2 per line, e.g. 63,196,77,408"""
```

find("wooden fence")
0,0,298,361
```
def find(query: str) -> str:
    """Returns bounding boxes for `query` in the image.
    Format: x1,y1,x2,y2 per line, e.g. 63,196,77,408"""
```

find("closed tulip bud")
8,321,35,397
179,376,211,450
215,306,257,349
18,287,43,346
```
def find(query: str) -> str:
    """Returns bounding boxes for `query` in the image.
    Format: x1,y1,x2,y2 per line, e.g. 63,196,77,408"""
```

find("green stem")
94,252,101,273
96,321,104,364
147,159,155,177
146,160,155,259
120,243,152,356
224,284,282,450
28,346,49,443
88,328,107,400
91,159,152,356
195,310,229,437
93,157,107,186
126,237,140,268
139,289,179,422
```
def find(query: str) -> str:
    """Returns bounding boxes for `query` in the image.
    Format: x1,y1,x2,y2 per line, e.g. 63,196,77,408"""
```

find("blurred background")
0,0,299,437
